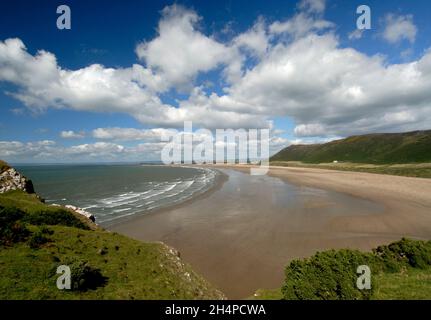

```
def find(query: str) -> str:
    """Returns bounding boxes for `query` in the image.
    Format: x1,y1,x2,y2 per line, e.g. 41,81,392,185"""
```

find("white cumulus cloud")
135,4,236,90
381,14,417,44
60,130,85,139
0,3,430,150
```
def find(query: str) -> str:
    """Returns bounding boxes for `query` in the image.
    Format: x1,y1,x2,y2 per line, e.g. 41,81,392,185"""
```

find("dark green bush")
62,258,108,291
282,238,431,300
282,249,377,300
28,229,49,249
0,206,30,245
374,238,431,271
22,209,88,230
40,225,54,235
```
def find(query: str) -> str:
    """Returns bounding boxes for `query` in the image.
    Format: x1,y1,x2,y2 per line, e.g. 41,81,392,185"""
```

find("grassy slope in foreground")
254,268,431,300
271,130,431,165
0,190,225,299
252,238,431,300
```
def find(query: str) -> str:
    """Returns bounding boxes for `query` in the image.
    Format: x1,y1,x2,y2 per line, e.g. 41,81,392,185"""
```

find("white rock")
0,168,34,194
64,204,95,222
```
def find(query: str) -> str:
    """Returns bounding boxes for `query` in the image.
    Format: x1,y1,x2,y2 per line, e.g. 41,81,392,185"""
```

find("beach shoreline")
100,166,228,228
109,165,431,299
219,164,431,238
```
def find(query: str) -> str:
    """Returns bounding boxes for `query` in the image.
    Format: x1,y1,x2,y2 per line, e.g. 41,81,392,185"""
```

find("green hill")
0,190,225,299
271,130,431,164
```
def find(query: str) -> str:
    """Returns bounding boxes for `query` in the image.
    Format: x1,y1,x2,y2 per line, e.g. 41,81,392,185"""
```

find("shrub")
28,230,49,249
0,206,30,245
0,205,24,224
282,249,377,300
281,238,431,300
63,258,107,291
40,225,54,235
22,209,88,229
374,238,431,271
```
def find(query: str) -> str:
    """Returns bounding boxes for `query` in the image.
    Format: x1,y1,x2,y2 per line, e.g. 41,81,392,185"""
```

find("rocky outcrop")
0,160,96,223
51,204,96,223
0,167,35,194
65,204,96,223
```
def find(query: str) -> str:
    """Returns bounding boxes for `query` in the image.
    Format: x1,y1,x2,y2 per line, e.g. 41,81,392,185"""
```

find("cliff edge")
0,161,34,194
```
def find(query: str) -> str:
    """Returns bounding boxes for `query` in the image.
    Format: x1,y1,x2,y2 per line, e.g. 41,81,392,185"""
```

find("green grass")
254,268,431,300
252,238,431,300
270,161,431,178
251,288,283,300
0,190,225,299
0,225,224,299
0,190,60,212
0,190,90,229
271,130,431,165
373,267,431,300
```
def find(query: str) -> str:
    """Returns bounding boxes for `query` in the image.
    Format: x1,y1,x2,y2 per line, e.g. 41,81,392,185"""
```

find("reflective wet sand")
108,167,431,298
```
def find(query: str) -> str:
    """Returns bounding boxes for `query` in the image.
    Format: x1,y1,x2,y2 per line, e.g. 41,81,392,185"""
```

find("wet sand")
109,165,431,299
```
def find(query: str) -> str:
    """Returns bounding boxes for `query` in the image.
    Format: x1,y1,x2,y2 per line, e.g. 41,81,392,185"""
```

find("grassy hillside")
252,238,431,300
0,190,225,299
271,130,431,164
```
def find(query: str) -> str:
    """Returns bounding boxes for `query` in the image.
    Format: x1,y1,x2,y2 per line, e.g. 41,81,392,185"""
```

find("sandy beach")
110,165,431,299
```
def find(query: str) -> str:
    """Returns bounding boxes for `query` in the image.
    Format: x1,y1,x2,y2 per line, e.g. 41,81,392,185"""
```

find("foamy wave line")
97,167,219,224
112,207,132,213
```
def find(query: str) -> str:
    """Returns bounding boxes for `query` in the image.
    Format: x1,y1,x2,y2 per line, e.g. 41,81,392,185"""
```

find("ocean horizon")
16,164,218,225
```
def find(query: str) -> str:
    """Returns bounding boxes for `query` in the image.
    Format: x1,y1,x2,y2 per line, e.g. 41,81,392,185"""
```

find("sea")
15,164,218,226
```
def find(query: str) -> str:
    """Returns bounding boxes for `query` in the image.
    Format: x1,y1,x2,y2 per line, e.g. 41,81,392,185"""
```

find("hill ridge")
271,130,431,164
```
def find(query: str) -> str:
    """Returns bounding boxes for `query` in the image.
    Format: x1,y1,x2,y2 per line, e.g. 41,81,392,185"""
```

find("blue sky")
1,0,431,162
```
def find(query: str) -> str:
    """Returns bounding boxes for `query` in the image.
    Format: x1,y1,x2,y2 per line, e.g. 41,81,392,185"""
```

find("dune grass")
270,161,431,178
